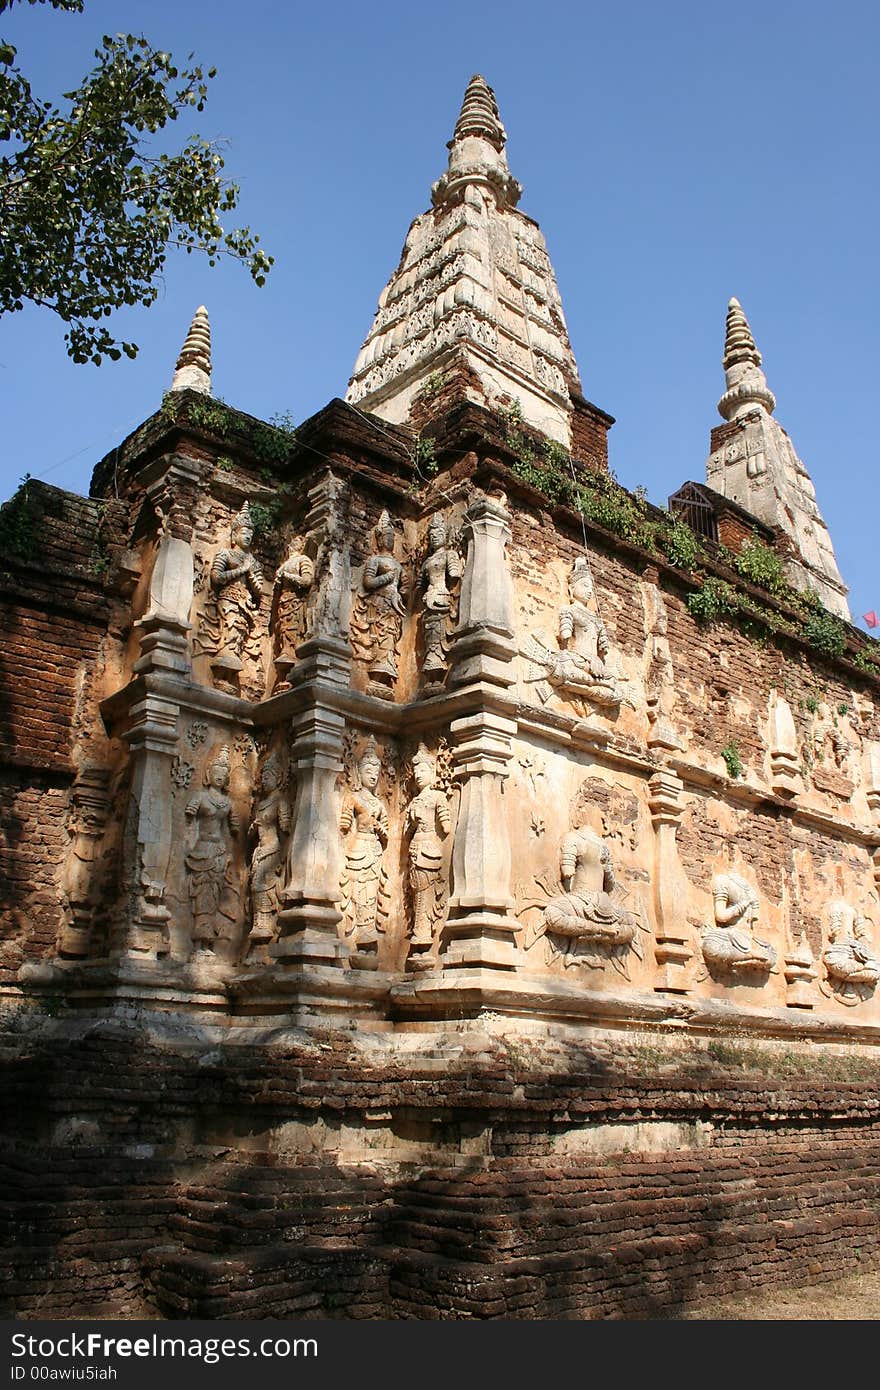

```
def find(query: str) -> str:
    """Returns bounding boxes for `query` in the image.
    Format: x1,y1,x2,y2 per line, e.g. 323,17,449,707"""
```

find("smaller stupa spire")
717,296,775,420
432,74,522,212
170,305,211,395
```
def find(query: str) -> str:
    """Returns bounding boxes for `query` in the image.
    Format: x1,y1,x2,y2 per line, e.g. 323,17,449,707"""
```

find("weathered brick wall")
2,1024,879,1319
569,392,612,474
0,485,116,977
0,773,69,983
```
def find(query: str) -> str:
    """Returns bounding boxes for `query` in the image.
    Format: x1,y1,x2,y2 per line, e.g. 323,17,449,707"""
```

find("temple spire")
170,305,211,395
706,297,849,619
717,297,776,420
347,77,588,451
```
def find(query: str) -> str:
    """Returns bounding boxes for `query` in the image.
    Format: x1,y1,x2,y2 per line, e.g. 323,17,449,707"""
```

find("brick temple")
2,76,879,1319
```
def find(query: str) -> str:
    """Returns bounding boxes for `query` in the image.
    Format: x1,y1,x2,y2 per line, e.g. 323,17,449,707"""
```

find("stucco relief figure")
350,510,406,697
821,900,880,1005
523,558,628,712
58,765,111,958
419,514,462,686
339,737,390,956
701,873,777,976
405,744,451,957
522,800,643,977
248,753,290,948
271,539,315,686
184,746,241,957
208,502,264,684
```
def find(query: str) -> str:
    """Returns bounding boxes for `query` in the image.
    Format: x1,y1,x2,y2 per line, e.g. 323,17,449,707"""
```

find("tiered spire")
170,305,211,395
346,77,582,448
717,297,776,420
706,297,849,619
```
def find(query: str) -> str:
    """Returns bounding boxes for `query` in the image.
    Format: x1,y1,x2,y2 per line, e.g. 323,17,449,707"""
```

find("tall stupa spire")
706,297,849,619
345,76,587,449
170,305,211,395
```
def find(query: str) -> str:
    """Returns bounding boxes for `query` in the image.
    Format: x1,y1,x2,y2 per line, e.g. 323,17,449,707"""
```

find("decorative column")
272,702,349,969
441,712,520,970
768,695,802,799
783,937,816,1009
447,493,517,688
648,768,692,993
438,491,521,969
116,688,180,959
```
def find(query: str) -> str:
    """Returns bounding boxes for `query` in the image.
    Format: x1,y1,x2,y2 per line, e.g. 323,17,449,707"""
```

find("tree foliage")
0,0,272,362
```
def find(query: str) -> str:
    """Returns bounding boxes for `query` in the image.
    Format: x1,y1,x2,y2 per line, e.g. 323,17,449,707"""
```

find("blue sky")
2,0,878,627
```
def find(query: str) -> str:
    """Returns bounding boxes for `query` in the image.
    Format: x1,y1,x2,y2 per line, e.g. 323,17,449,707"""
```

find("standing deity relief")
404,743,453,967
194,502,265,694
522,558,631,716
418,512,463,690
247,750,291,954
58,764,112,959
184,744,243,961
271,536,316,688
519,782,647,980
350,510,407,699
339,736,391,961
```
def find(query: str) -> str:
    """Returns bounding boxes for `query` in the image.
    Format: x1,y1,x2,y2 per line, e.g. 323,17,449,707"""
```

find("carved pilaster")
133,518,195,679
447,494,517,688
117,689,181,959
442,711,519,970
273,693,349,967
648,768,692,993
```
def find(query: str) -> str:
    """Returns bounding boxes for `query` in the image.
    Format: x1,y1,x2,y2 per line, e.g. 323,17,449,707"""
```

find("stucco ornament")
701,872,777,976
351,510,406,698
419,513,463,687
523,558,629,712
184,745,241,957
247,752,290,948
339,737,390,955
820,900,880,1005
405,744,451,956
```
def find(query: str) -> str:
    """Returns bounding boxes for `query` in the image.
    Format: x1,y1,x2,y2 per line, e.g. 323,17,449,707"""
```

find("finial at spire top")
452,74,507,150
717,296,775,421
170,305,211,395
431,74,522,212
